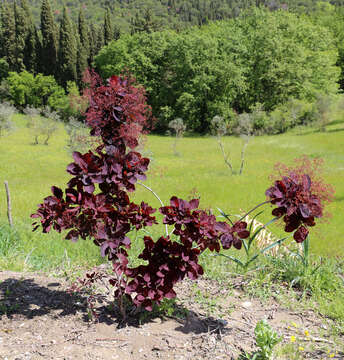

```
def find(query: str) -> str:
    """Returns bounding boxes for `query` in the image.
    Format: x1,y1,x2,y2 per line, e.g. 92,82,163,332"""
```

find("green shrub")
65,116,94,154
3,71,86,121
249,103,269,135
6,71,65,109
24,105,60,145
266,107,292,134
0,102,15,137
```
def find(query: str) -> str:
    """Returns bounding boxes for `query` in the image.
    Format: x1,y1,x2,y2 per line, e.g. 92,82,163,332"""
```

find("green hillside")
23,0,344,31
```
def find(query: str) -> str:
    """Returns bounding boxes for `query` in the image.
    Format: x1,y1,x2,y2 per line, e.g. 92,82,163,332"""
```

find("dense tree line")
1,0,344,89
17,0,344,29
95,8,340,133
0,0,280,86
1,0,344,134
0,0,118,86
11,0,300,28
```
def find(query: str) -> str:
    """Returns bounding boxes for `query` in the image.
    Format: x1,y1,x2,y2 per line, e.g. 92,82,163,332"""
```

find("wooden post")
4,181,13,227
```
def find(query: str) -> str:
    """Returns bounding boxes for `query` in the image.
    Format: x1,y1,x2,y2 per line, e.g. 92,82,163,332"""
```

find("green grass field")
0,115,343,271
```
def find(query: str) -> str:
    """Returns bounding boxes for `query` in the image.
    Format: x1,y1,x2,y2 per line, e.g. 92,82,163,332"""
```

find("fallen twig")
287,336,335,345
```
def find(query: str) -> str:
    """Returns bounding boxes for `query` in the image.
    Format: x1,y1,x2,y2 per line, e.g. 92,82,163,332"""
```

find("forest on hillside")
1,0,344,133
20,0,344,27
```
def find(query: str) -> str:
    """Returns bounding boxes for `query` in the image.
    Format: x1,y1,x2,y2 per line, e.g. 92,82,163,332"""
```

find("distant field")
142,124,344,257
0,115,343,271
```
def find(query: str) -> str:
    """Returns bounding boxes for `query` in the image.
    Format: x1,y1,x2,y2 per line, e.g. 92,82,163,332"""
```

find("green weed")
239,320,282,360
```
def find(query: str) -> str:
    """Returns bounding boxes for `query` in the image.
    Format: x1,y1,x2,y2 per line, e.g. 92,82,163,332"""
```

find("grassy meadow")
0,114,343,272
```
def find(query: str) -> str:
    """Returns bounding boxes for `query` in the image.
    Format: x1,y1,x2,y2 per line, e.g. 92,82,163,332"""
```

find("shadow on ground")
0,277,81,319
0,276,227,335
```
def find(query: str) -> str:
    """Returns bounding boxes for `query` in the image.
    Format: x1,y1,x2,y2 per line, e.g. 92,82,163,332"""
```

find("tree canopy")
95,9,339,132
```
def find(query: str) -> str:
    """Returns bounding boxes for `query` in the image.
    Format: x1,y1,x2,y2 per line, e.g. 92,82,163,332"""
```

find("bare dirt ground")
0,270,343,360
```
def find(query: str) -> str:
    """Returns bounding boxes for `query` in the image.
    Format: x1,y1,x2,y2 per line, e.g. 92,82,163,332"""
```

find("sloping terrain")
0,271,342,359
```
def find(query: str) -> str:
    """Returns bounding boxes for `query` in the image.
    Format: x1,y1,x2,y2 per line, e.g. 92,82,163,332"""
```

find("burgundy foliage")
267,156,334,243
220,221,250,250
266,173,323,242
32,71,329,314
32,72,247,312
124,236,203,310
271,156,335,206
159,197,249,252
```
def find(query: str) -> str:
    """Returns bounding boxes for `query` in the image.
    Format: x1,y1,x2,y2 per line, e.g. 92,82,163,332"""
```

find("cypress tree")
88,23,97,64
34,29,43,74
77,6,89,82
14,1,27,72
130,9,160,34
103,8,113,45
57,6,77,87
41,0,57,76
0,6,5,59
21,0,38,73
95,25,104,54
78,6,89,55
1,2,16,70
113,23,121,41
130,13,141,35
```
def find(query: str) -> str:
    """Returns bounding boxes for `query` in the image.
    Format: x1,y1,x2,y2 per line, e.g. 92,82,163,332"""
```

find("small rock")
151,317,162,324
241,301,252,309
233,290,241,297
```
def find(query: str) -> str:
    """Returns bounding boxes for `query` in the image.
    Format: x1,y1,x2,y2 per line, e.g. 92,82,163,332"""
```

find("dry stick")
217,138,233,174
173,135,178,156
239,139,249,175
24,247,36,266
288,336,335,345
137,182,169,236
4,181,13,227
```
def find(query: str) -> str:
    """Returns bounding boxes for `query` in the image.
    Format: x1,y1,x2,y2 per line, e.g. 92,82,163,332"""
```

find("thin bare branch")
137,182,169,236
217,138,233,174
4,180,13,227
